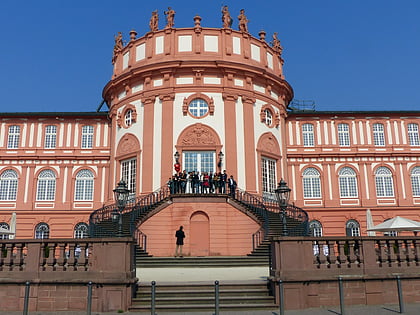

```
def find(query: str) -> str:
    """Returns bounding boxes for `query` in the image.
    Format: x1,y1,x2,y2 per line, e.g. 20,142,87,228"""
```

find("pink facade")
1,12,420,255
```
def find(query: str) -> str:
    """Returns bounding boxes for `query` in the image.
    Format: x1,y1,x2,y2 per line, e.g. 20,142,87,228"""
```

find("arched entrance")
190,211,210,256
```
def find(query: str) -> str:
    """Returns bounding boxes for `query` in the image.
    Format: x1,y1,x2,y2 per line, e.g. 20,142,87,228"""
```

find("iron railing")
89,186,309,252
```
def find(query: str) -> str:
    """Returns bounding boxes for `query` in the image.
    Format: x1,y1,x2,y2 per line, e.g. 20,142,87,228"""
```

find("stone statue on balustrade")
237,9,248,33
112,32,123,64
271,32,283,56
164,7,175,28
149,10,159,32
221,5,233,29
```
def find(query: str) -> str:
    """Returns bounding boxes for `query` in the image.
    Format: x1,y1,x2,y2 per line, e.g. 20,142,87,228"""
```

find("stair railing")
89,185,171,238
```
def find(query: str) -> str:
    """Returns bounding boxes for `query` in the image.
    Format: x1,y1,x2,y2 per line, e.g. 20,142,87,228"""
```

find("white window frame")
375,166,394,197
261,157,276,201
346,220,360,236
188,99,209,118
74,222,89,238
35,223,50,239
411,166,420,197
303,167,321,198
121,158,137,196
125,109,133,127
309,220,323,237
44,125,57,149
36,170,56,201
7,125,20,149
0,170,18,201
408,123,420,146
338,167,358,198
338,123,350,146
302,123,314,147
183,151,216,174
373,123,385,146
264,109,272,126
74,169,94,201
0,222,10,239
81,125,94,149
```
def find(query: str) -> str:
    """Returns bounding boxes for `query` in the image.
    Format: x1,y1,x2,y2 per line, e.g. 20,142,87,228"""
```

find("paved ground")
136,266,269,283
1,304,420,314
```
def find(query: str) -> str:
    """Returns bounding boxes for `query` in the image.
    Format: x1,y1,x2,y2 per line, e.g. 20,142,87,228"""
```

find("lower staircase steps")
130,282,276,312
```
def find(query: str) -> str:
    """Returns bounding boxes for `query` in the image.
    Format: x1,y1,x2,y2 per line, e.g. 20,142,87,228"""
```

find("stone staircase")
131,254,275,312
130,281,275,312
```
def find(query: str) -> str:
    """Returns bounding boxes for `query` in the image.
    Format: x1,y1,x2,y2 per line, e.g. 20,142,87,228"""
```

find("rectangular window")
408,123,420,146
261,157,276,201
337,123,350,146
121,158,136,196
7,125,20,149
44,125,57,149
81,125,94,149
183,151,215,174
302,123,314,147
373,123,385,146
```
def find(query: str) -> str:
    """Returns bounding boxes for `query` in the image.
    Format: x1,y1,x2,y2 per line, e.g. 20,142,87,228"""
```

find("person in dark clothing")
175,226,185,257
228,175,237,197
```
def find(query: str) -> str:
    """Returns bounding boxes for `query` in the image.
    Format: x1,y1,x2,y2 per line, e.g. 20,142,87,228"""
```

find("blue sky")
1,1,419,112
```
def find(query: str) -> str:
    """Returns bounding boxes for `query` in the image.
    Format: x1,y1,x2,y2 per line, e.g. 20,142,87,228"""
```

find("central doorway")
190,211,210,256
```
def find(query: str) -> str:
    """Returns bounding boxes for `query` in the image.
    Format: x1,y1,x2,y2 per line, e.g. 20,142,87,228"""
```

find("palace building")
1,8,419,256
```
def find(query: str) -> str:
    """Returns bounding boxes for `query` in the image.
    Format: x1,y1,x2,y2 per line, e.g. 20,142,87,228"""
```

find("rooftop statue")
149,10,159,32
238,9,248,33
164,7,175,28
271,32,283,55
112,32,123,64
221,5,233,29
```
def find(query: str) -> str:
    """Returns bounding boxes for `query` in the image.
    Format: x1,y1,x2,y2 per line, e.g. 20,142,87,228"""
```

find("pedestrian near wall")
174,226,185,257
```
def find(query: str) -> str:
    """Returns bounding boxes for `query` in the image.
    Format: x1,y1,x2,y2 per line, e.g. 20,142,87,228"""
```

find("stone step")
136,256,269,268
130,282,276,312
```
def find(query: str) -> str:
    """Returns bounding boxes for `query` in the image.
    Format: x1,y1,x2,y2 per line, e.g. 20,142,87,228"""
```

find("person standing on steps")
175,226,185,257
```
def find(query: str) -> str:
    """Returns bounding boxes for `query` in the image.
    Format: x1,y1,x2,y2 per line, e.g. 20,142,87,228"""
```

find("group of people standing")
168,170,237,196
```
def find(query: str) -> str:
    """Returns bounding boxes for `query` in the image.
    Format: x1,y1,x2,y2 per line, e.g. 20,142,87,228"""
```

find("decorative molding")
177,123,221,148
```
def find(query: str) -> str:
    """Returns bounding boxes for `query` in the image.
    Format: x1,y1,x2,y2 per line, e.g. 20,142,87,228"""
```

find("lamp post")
218,151,224,171
275,179,291,236
113,180,130,237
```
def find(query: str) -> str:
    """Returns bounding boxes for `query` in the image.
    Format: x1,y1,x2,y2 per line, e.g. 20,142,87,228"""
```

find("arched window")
35,223,50,239
339,167,358,198
337,123,350,146
81,125,94,148
303,168,321,198
74,222,89,238
0,169,18,201
0,222,10,240
261,156,276,201
309,220,323,237
411,167,420,197
375,167,394,197
302,123,314,147
36,170,56,201
345,219,360,236
75,169,94,201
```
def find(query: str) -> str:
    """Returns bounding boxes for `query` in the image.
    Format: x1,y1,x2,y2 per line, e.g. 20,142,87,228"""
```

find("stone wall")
0,238,136,312
270,236,420,310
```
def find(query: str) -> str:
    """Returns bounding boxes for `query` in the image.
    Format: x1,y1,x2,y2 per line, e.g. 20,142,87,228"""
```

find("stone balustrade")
0,238,136,312
270,236,420,309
